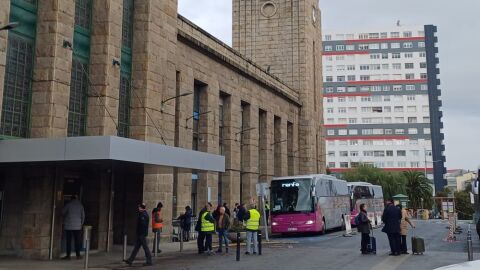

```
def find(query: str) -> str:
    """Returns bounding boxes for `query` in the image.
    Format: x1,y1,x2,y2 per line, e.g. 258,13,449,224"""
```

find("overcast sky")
178,0,480,171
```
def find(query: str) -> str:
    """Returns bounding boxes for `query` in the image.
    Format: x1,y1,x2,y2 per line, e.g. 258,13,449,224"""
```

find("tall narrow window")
218,92,229,203
68,0,92,136
287,122,294,175
274,116,281,177
1,0,38,138
258,109,267,182
118,0,134,137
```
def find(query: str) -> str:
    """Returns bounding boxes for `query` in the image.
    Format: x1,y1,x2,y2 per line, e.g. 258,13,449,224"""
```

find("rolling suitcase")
411,228,425,255
367,229,377,254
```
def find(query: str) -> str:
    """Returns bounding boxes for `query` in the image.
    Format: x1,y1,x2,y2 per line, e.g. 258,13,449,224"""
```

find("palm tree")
404,171,433,210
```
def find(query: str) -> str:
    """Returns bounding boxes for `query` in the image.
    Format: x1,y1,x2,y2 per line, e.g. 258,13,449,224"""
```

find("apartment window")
359,44,369,50
384,106,392,112
338,118,347,124
391,32,400,38
395,129,405,134
362,129,373,135
326,118,334,124
325,65,333,72
337,76,346,82
408,128,418,134
407,95,416,101
383,95,391,102
392,63,401,70
340,162,349,168
363,140,373,146
340,151,348,157
337,87,346,93
348,96,356,102
423,117,430,123
398,161,407,167
338,97,346,103
418,42,425,48
336,45,345,51
407,106,417,112
405,73,415,80
328,162,336,168
404,52,413,58
336,55,345,61
362,118,372,124
361,96,371,102
324,35,332,41
325,46,333,51
360,65,369,71
339,129,348,136
349,129,358,135
408,117,417,123
347,75,356,81
326,56,333,61
373,140,384,146
420,73,428,79
385,129,393,135
372,107,383,113
347,87,356,92
405,63,414,69
326,98,333,103
411,150,420,157
350,151,359,157
327,130,335,136
338,107,347,113
403,42,413,48
361,107,372,113
411,162,420,168
422,105,429,112
339,140,348,146
381,43,388,49
372,95,382,102
395,117,404,123
393,85,402,91
370,54,380,59
360,75,370,81
346,45,355,51
327,108,334,113
337,65,345,71
350,140,359,146
328,151,335,157
391,43,400,49
326,76,333,82
406,85,416,91
424,128,431,134
420,62,427,69
383,85,390,92
403,31,412,37
382,53,389,60
386,150,394,157
373,129,384,135
374,151,385,157
392,53,401,59
364,151,374,157
397,150,407,156
328,140,335,146
348,118,357,124
420,84,428,91
419,52,426,58
326,87,334,93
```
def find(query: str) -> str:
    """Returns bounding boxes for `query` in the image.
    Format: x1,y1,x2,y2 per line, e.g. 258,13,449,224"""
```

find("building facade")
321,25,446,192
446,169,477,192
0,0,324,259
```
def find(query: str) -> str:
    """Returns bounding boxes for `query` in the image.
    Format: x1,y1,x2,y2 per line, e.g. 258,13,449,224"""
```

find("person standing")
233,203,240,221
178,206,193,242
151,202,163,254
399,205,415,254
62,195,85,260
357,204,372,254
244,204,261,255
196,203,215,255
382,200,402,256
223,202,231,217
264,200,270,225
124,203,153,266
237,203,247,224
215,206,231,253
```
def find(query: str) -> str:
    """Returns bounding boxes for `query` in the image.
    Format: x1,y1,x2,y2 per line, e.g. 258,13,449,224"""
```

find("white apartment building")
322,25,446,191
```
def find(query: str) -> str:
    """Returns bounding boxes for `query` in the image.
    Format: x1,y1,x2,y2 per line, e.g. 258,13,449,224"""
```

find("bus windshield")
271,178,313,214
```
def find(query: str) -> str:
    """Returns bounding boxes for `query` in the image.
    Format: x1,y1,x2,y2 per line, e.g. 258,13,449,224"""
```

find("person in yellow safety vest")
244,204,261,255
151,202,163,253
265,200,270,225
196,202,216,255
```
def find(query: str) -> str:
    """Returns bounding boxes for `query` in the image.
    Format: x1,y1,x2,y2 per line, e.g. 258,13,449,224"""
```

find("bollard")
258,231,262,255
236,232,240,261
467,224,473,261
154,232,158,257
179,228,184,252
84,238,89,270
123,234,127,261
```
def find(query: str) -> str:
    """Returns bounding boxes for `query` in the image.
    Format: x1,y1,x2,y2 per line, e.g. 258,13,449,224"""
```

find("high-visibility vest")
201,212,215,232
265,203,270,211
246,209,261,231
152,210,163,230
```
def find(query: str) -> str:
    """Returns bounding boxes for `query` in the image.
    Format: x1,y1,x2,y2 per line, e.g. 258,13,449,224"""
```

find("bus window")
271,178,313,213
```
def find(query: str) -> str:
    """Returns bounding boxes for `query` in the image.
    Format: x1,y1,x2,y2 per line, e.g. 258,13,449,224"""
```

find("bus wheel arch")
321,217,327,235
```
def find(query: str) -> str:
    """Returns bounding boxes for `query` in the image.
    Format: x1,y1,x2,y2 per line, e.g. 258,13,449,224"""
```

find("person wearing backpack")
151,202,163,254
357,203,372,254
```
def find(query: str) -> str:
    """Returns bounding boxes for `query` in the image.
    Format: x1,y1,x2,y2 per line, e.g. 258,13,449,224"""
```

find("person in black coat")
357,204,372,254
124,203,153,266
178,206,193,241
382,200,402,256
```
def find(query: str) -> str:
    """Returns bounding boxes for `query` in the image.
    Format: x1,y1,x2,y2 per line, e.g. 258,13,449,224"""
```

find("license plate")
288,227,298,231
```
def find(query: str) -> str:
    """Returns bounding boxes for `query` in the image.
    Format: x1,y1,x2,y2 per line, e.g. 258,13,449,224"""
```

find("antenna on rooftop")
397,20,401,27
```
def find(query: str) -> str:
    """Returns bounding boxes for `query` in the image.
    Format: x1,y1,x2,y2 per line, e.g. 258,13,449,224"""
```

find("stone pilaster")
259,110,274,183
86,0,123,136
240,104,259,203
143,165,174,237
30,0,75,138
130,0,178,145
0,1,10,115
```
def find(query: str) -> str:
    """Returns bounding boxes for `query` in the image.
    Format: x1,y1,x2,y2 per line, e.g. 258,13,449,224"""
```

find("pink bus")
270,175,350,234
348,182,384,226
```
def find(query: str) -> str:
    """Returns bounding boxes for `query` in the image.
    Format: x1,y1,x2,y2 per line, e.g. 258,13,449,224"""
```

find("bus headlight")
272,222,278,226
305,220,314,225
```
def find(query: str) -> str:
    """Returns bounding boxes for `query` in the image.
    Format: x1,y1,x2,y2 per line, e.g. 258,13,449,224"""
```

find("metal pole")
467,224,473,261
154,232,158,257
261,196,269,241
106,163,114,252
123,234,127,261
49,165,58,260
258,231,262,255
179,226,183,252
236,232,240,261
84,238,89,270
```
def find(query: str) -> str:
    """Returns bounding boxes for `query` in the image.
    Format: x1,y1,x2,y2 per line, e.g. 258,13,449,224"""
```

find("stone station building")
0,0,325,259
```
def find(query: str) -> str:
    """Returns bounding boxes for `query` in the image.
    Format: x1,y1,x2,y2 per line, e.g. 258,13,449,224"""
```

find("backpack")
355,214,362,226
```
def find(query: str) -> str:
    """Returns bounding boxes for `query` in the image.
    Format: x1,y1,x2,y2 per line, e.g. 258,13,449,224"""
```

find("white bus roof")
347,182,382,188
272,174,346,182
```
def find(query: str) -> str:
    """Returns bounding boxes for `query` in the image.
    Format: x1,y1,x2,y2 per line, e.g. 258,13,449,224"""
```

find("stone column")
130,0,178,145
0,1,10,113
259,110,274,183
143,165,174,238
30,0,75,138
197,80,220,206
86,0,123,136
221,95,241,207
240,104,259,203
